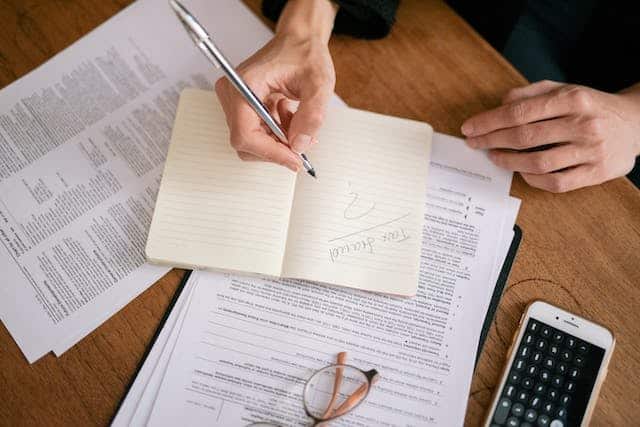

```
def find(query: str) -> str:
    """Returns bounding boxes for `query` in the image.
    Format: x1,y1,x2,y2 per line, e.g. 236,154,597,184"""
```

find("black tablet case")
113,225,522,420
476,225,522,367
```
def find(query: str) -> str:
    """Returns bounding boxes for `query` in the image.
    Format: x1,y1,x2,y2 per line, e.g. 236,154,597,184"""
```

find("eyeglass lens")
303,365,370,420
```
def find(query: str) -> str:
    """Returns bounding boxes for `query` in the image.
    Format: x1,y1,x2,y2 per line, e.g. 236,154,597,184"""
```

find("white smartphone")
484,300,615,427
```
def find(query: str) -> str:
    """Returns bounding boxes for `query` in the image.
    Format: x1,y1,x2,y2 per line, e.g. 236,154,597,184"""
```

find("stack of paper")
112,129,520,426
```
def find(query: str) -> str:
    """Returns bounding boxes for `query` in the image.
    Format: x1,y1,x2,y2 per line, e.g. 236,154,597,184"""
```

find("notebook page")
146,89,296,276
283,108,432,295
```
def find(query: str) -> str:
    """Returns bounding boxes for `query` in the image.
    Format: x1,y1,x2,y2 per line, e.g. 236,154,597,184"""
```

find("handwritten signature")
328,184,411,262
328,226,409,263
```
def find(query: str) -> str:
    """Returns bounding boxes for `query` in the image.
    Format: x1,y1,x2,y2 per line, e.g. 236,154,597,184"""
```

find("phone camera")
555,316,559,320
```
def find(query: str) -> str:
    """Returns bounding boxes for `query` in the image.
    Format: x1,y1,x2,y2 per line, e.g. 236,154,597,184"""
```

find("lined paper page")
146,89,296,276
282,107,432,295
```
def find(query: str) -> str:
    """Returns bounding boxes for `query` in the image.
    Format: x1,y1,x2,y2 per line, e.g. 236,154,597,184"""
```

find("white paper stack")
112,130,520,426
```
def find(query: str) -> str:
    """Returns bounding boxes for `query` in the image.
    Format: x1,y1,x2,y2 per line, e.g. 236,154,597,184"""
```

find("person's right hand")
215,0,338,172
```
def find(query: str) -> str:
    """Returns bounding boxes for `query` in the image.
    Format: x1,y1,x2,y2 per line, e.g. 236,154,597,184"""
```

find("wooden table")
1,1,638,425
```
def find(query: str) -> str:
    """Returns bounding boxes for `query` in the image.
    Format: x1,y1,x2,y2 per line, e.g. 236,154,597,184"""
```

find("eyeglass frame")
303,363,379,424
249,352,380,426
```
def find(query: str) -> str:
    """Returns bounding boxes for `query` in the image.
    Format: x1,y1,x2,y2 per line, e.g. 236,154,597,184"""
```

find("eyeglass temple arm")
320,352,347,419
331,369,379,418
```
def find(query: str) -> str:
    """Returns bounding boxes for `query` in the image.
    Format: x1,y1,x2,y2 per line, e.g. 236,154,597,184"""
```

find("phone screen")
491,317,606,427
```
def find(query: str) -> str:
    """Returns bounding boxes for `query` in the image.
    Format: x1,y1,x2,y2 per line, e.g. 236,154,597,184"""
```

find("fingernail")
461,122,474,136
465,138,477,148
291,134,312,153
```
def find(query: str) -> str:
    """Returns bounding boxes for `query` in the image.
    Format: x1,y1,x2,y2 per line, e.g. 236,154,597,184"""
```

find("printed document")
115,132,519,426
0,0,277,362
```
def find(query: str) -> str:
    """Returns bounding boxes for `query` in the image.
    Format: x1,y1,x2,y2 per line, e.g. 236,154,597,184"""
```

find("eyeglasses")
249,352,379,426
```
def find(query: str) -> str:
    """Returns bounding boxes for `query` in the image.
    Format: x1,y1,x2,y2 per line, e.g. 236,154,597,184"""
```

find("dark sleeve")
262,0,399,39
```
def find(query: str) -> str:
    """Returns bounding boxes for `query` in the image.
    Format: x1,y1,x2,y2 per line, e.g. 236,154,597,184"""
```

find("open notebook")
146,89,432,295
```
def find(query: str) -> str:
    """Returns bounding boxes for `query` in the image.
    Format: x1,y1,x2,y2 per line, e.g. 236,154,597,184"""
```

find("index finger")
216,82,302,171
229,100,301,171
461,86,587,137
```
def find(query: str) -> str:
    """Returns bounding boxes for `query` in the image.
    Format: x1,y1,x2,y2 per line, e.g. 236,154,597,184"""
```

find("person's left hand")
461,80,640,192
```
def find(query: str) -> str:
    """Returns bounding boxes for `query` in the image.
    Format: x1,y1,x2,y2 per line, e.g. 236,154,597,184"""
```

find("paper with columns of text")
146,89,432,296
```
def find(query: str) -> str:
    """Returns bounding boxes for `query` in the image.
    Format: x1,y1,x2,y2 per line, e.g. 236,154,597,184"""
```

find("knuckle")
503,88,521,103
565,86,593,111
530,154,552,174
514,125,534,148
304,110,325,129
508,101,529,123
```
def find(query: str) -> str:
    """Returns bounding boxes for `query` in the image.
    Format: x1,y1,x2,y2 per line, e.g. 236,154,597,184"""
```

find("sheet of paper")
146,234,495,426
111,274,196,427
428,133,518,311
146,90,296,276
490,197,521,284
0,0,277,361
429,132,512,196
283,108,432,295
147,89,432,295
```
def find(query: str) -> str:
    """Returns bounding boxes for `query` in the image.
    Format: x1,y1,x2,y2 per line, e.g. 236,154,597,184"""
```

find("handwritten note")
146,89,432,295
282,106,431,295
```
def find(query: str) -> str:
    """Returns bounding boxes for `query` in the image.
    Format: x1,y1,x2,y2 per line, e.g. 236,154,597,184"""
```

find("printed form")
114,132,519,426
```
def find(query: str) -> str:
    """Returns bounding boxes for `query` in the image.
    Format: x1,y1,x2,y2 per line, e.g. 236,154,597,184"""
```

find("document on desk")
113,274,197,427
0,0,278,362
149,200,506,427
115,133,519,426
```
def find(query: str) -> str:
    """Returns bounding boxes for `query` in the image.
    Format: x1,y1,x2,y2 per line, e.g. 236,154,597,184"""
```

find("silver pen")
169,0,317,178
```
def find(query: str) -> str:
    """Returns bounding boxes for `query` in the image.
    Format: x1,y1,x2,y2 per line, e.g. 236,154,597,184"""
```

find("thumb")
288,87,332,153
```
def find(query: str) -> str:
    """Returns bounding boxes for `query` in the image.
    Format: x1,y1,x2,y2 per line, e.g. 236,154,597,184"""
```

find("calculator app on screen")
489,318,605,427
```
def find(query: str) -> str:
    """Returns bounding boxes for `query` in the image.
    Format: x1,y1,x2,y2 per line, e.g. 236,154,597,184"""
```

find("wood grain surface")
0,0,638,426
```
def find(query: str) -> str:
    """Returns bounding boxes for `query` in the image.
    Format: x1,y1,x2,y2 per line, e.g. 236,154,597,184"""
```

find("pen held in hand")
169,0,317,178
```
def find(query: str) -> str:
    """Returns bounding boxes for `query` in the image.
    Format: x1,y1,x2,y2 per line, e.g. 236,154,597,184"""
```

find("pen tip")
308,169,317,179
